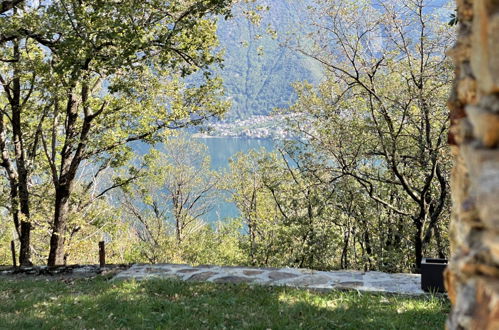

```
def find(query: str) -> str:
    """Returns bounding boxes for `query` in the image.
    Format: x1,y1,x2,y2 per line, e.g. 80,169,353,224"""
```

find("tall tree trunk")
341,226,350,269
11,39,31,266
0,113,23,261
434,226,446,259
248,216,256,265
363,230,372,270
414,220,423,272
249,189,257,265
47,88,82,266
446,0,499,328
8,182,21,236
47,185,71,266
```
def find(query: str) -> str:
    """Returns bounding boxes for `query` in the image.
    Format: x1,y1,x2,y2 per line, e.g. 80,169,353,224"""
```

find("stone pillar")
446,0,499,328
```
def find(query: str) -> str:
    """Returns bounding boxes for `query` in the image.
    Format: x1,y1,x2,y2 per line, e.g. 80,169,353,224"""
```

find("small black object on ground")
421,258,447,293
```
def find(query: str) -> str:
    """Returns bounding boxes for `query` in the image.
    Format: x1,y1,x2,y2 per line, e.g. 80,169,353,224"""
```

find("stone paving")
113,264,425,295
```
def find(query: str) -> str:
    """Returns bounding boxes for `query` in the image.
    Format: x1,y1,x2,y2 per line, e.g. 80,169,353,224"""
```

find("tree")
0,3,52,264
227,149,281,265
284,0,454,270
0,1,231,265
121,137,220,263
0,1,22,15
228,149,346,270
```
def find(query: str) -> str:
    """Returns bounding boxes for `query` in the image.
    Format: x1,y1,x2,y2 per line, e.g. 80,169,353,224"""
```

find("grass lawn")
0,276,449,329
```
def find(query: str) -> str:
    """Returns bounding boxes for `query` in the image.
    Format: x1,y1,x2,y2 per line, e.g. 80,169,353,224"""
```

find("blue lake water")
194,137,276,222
195,137,275,170
131,137,276,223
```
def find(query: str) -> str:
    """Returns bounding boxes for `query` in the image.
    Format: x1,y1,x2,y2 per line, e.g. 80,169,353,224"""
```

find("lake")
194,137,276,222
131,137,276,223
195,137,275,170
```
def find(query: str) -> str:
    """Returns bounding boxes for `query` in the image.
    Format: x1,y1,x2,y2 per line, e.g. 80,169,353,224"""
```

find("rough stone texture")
187,271,218,282
335,281,363,288
470,1,499,94
112,263,425,295
470,278,499,330
243,270,264,276
287,275,331,287
268,271,299,281
213,276,254,284
329,271,364,282
144,267,171,274
447,0,499,328
177,268,200,274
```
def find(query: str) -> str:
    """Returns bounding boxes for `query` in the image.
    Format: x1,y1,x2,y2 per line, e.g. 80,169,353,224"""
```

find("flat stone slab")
112,264,426,295
187,271,218,282
268,271,299,281
213,276,255,284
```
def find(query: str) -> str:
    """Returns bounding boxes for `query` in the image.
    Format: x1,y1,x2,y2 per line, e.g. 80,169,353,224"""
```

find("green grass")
0,276,449,329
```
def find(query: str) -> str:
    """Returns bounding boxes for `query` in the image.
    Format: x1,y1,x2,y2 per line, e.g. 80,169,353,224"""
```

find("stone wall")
446,0,499,328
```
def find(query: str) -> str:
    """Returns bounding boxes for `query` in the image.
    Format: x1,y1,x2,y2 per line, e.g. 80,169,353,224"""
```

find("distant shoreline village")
193,114,298,140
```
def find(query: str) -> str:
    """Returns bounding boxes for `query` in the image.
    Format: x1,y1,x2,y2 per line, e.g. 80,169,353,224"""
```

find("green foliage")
216,0,455,272
174,219,246,266
0,277,450,329
118,137,244,266
0,0,454,273
0,181,125,265
0,217,12,263
277,0,453,270
226,149,341,270
0,0,233,264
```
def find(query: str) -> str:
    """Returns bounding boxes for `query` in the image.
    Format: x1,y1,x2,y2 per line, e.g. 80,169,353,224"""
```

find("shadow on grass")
0,277,449,329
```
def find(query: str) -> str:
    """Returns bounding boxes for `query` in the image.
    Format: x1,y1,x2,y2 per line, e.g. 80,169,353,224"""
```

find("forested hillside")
217,0,322,119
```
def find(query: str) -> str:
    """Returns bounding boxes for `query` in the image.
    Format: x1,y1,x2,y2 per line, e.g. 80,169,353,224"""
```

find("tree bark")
363,230,372,270
341,226,350,269
446,0,499,328
414,221,423,272
47,88,82,266
47,185,71,266
0,0,23,14
11,39,32,266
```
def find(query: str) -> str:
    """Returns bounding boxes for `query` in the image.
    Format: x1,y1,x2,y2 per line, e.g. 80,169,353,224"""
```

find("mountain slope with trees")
216,0,322,120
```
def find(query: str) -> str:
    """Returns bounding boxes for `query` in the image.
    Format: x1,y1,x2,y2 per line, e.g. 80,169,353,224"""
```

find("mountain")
216,0,322,120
